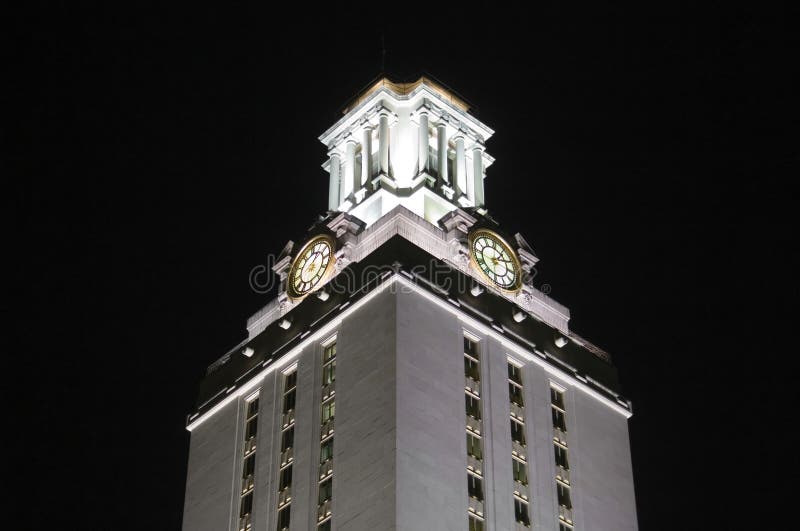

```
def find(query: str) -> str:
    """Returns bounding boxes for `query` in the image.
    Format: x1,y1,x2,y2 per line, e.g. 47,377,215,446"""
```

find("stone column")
437,122,448,186
418,111,429,175
472,146,484,207
328,151,341,210
344,139,357,199
362,126,373,191
378,111,390,176
454,134,466,196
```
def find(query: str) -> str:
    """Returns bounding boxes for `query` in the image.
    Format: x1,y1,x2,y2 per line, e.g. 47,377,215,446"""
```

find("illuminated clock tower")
181,77,638,531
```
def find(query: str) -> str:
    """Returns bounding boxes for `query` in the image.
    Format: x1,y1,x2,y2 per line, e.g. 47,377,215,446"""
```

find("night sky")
11,5,798,530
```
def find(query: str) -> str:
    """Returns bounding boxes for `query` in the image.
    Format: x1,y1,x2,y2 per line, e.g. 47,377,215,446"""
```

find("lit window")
321,399,335,423
468,514,485,531
466,432,483,460
465,394,481,420
511,418,526,445
557,481,572,509
467,472,484,501
320,437,334,463
323,343,337,363
514,497,530,526
512,458,528,485
322,359,336,385
554,444,569,469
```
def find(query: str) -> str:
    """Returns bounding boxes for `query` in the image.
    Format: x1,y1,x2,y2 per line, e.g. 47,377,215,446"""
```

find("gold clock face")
287,235,336,299
469,229,522,292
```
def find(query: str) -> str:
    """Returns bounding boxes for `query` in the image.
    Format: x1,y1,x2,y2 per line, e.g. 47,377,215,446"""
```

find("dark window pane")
247,398,259,418
283,389,296,413
511,419,526,445
285,371,297,391
243,454,256,478
467,433,482,460
514,498,530,525
279,466,293,490
464,337,479,359
555,444,569,469
318,520,331,531
239,491,253,517
466,394,481,420
468,515,484,531
509,383,524,406
281,427,294,451
557,483,572,509
319,478,333,504
508,364,522,385
276,505,291,530
551,387,565,409
320,437,334,463
246,418,258,439
467,473,484,500
464,357,480,381
552,408,567,431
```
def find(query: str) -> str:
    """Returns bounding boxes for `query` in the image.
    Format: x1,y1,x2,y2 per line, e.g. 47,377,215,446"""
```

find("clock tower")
182,77,638,531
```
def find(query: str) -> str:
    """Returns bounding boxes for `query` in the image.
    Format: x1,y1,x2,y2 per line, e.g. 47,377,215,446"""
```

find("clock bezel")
468,228,523,293
286,234,337,300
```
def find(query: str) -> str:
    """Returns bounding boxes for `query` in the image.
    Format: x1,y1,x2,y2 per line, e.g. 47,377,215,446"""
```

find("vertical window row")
464,335,485,531
551,385,573,530
238,395,259,531
508,362,531,527
276,370,297,531
317,341,337,530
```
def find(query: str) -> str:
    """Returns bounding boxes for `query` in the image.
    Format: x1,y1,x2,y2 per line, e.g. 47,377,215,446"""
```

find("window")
550,387,565,410
552,408,567,431
466,432,482,460
321,399,335,423
464,336,479,359
465,394,481,420
276,505,290,530
281,427,294,452
512,458,528,485
468,514,485,531
318,520,331,531
243,454,256,478
319,477,333,504
557,481,572,509
245,416,258,439
559,524,574,531
282,371,297,414
320,437,334,463
509,382,524,407
279,466,292,491
322,359,336,385
283,389,296,414
247,398,260,418
467,472,484,501
324,343,336,363
240,491,253,517
511,418,526,445
555,444,569,469
464,356,480,381
508,363,522,385
514,497,530,526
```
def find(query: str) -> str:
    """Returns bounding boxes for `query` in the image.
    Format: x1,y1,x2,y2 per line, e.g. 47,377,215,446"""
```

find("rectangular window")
509,382,524,407
279,466,292,491
466,432,483,460
323,343,337,363
318,520,331,531
465,393,481,420
468,514,485,531
557,481,572,509
246,398,260,418
550,387,565,410
512,458,528,485
508,363,523,385
245,416,258,440
514,497,531,526
322,359,336,385
464,356,480,381
320,437,334,463
243,454,256,478
319,477,333,504
281,427,294,452
555,444,569,469
321,399,335,423
467,472,484,501
511,418,526,445
559,524,574,531
276,505,290,530
464,336,479,359
239,491,253,518
552,408,567,431
283,389,296,414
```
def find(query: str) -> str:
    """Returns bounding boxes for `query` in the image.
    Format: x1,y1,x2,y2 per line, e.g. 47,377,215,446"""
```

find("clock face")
287,235,336,299
469,229,522,292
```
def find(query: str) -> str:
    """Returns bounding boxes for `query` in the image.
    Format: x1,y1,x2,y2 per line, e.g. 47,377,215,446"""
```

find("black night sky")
10,5,798,530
